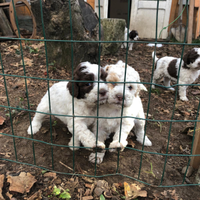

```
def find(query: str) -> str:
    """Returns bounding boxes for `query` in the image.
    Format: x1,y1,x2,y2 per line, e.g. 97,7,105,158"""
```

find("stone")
101,18,126,55
30,0,102,71
94,187,103,196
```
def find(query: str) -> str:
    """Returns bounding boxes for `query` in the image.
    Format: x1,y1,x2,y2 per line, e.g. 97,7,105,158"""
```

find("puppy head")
129,30,139,41
67,62,108,104
183,48,200,69
105,61,146,107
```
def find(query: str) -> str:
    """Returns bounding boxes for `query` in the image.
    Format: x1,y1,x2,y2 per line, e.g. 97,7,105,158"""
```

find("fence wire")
0,0,200,188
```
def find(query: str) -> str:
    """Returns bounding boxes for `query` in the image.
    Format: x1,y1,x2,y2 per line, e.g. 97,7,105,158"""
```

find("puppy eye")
111,83,116,86
128,85,133,90
86,83,92,86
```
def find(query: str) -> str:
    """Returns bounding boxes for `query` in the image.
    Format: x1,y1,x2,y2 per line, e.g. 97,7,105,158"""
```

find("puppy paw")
68,138,80,151
27,123,41,135
109,140,127,152
89,151,106,164
137,136,152,146
93,141,105,150
168,87,175,91
180,96,188,101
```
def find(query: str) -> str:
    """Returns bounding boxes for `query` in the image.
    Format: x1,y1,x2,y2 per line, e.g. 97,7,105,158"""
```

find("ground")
0,40,200,199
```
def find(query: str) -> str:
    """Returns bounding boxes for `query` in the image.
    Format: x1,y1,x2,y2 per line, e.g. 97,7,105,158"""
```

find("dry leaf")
6,192,13,199
124,182,147,199
0,174,5,200
43,172,57,179
27,190,42,200
82,196,93,200
124,182,132,198
0,116,5,125
20,58,34,67
7,172,37,194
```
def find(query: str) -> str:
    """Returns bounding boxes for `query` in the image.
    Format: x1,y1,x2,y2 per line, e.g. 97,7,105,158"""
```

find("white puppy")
121,27,139,50
89,61,152,164
27,62,108,150
152,48,200,101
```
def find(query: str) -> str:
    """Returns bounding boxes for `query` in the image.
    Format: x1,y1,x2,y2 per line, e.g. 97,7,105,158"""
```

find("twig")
59,161,74,172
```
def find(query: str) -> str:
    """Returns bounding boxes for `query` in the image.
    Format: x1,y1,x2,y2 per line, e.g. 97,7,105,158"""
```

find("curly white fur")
152,48,200,101
89,61,152,164
27,62,108,150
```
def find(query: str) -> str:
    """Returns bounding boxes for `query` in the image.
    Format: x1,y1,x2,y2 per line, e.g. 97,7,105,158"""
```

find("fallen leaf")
124,182,132,198
124,182,147,199
7,172,37,194
43,172,57,179
6,192,13,199
82,196,93,200
191,90,200,95
131,184,147,199
27,190,42,200
20,58,34,67
0,116,5,125
0,174,5,200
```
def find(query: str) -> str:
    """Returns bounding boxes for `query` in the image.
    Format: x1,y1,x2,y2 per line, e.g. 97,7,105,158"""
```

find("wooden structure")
190,115,200,169
0,0,36,38
169,0,200,41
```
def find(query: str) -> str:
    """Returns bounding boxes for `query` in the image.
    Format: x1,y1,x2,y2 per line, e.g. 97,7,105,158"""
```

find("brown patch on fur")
167,59,178,78
107,72,120,89
67,64,94,99
183,48,199,66
100,68,108,81
105,65,111,72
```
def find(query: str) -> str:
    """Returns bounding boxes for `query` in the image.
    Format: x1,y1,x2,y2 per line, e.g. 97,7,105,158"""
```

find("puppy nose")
99,89,107,96
116,94,123,101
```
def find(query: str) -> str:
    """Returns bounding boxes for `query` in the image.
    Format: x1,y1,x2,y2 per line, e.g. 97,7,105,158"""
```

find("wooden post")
0,7,13,36
190,115,200,169
187,0,195,43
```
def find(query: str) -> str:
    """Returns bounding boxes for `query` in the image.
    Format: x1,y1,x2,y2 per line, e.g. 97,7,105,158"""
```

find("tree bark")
30,0,101,71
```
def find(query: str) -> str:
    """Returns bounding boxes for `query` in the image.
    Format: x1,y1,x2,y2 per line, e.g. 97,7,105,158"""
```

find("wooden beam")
190,115,200,169
187,0,195,43
195,6,200,38
0,7,13,36
168,0,179,32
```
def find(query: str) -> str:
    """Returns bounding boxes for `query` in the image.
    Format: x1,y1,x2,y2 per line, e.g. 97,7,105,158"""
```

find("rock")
31,0,102,71
101,18,126,55
181,166,193,177
94,187,103,196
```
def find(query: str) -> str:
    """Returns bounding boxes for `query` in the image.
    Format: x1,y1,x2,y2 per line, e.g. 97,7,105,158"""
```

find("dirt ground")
1,40,200,199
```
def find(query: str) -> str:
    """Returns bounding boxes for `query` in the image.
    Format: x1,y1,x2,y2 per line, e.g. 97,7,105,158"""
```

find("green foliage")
151,88,161,96
100,194,105,200
52,185,71,199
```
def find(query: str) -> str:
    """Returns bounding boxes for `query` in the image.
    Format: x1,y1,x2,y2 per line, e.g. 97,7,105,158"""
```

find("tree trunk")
30,0,101,71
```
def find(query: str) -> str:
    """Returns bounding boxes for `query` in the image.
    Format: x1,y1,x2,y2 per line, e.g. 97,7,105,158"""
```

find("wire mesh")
0,0,200,188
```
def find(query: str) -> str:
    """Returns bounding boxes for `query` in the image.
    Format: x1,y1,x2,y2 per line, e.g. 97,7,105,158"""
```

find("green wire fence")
0,0,200,188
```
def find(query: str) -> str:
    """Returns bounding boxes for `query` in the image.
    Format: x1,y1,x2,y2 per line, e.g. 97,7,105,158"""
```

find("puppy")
152,48,200,101
27,62,108,150
89,61,152,164
121,27,139,50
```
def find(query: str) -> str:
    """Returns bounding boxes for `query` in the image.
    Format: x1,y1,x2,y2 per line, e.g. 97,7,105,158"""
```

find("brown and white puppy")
152,48,200,101
89,60,151,164
27,62,108,150
121,27,139,50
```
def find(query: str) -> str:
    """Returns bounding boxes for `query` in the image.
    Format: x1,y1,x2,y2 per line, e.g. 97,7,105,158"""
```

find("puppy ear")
135,84,147,97
67,81,79,98
66,64,84,98
183,49,198,65
100,68,108,81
